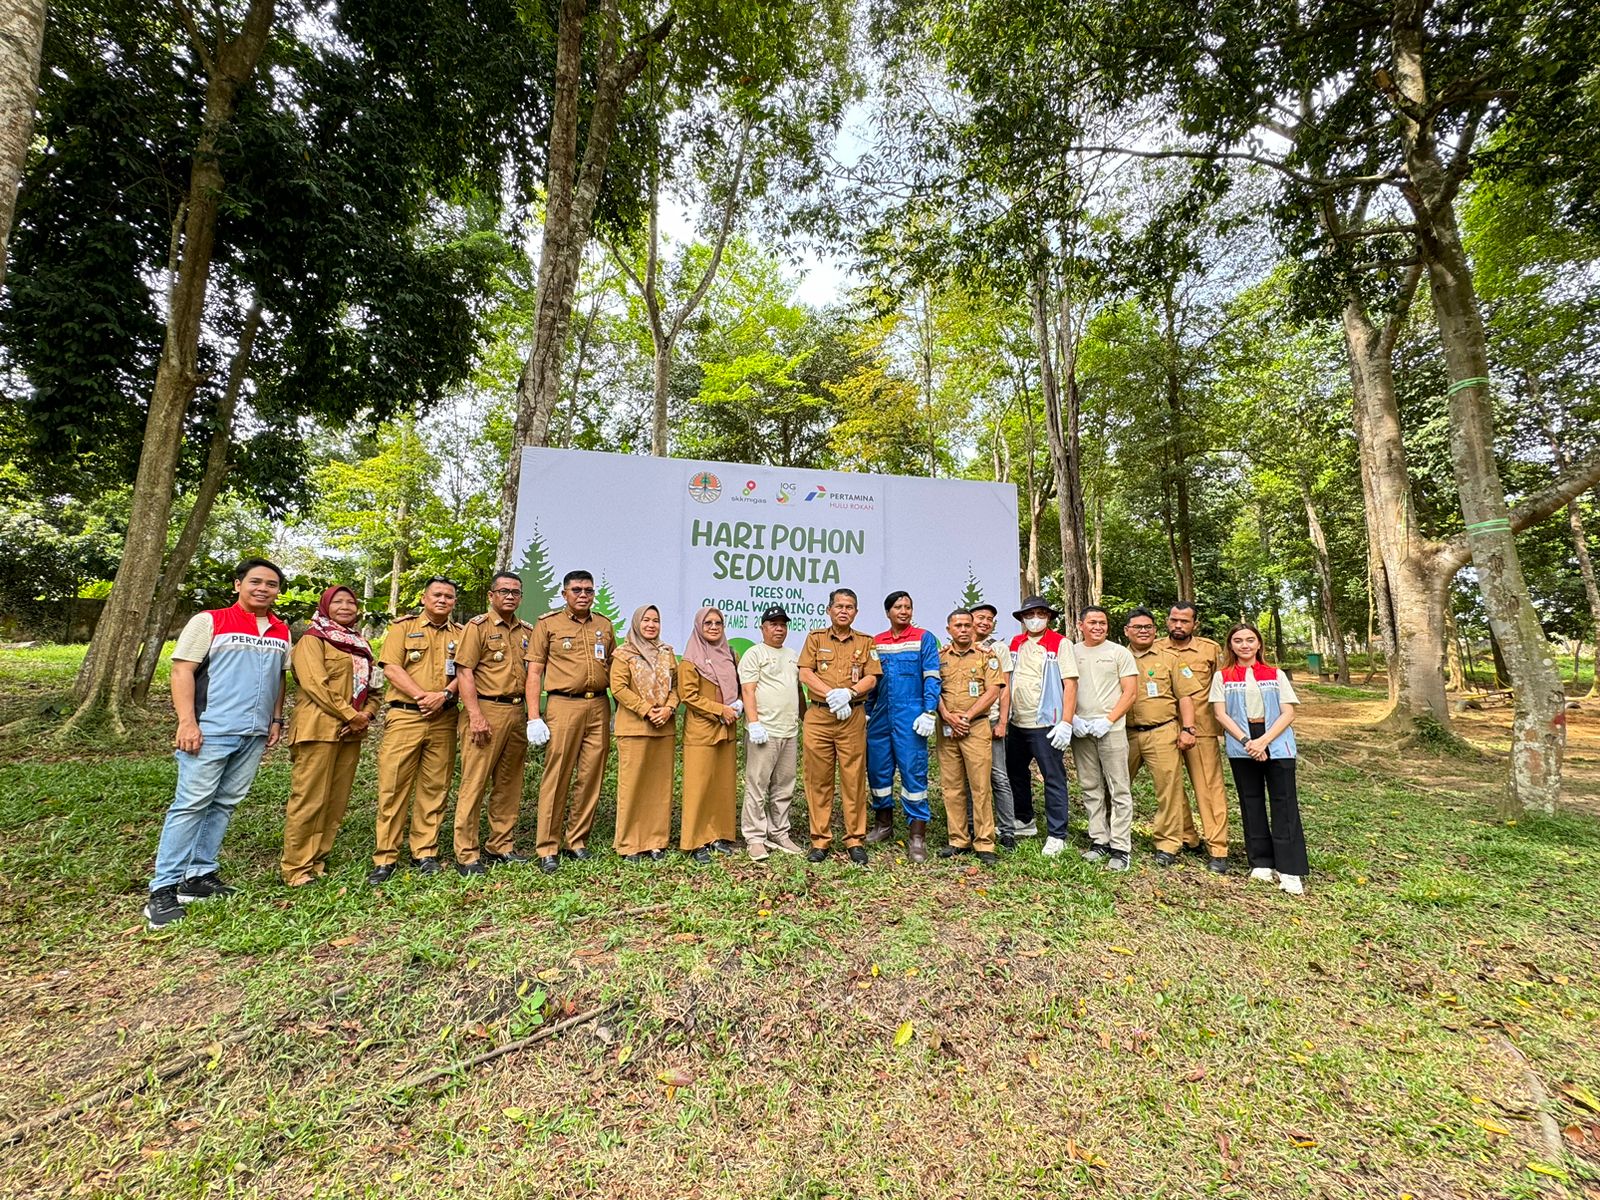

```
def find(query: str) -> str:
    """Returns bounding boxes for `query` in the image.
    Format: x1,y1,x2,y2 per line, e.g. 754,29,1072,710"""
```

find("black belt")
389,701,421,711
389,697,457,712
549,690,606,700
1127,718,1174,732
479,694,524,704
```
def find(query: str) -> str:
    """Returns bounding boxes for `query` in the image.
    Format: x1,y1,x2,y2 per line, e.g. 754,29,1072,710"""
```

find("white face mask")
1024,616,1048,634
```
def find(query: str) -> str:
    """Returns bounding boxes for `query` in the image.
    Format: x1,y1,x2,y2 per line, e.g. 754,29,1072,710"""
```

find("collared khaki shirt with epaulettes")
1128,645,1183,727
529,607,616,694
379,614,463,699
797,626,881,703
456,610,534,698
938,643,1007,716
1153,634,1222,734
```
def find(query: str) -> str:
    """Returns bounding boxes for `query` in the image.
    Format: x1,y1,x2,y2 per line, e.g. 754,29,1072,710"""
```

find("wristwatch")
1181,726,1195,734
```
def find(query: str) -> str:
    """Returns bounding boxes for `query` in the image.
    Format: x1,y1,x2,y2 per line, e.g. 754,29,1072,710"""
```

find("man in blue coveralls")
865,590,942,862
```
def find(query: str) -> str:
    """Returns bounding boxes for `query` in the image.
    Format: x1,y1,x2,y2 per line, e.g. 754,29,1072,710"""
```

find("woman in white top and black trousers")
1208,622,1309,895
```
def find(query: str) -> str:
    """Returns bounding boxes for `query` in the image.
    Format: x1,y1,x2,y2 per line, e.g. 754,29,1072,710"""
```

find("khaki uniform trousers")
1071,727,1133,854
454,701,528,864
742,735,797,846
614,735,675,855
1178,736,1230,855
1127,723,1193,855
802,704,869,848
373,707,458,866
938,729,996,852
536,695,610,857
282,738,363,883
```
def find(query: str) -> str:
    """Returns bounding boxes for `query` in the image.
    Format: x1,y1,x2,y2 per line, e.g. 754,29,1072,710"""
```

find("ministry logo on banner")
687,471,722,503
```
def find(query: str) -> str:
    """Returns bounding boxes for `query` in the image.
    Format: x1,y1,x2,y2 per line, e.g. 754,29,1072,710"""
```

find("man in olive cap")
1004,596,1079,857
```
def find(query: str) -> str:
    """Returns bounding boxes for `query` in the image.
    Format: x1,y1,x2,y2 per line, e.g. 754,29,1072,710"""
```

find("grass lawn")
1,646,1599,1198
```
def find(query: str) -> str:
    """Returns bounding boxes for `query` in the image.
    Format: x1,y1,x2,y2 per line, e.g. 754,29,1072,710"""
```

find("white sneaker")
1014,820,1039,837
1278,873,1304,895
1041,836,1066,858
1248,867,1276,884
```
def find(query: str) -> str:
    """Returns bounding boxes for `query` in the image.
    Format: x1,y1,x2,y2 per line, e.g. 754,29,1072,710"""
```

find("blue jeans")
1006,724,1070,839
151,734,268,890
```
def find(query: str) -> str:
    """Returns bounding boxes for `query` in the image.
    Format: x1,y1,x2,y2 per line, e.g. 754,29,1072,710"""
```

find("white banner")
510,448,1020,654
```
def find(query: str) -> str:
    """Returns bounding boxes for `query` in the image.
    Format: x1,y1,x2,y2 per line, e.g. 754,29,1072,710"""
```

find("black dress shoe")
711,839,736,856
560,847,591,861
623,851,649,863
690,847,712,865
1207,856,1230,875
538,856,559,874
1152,850,1177,867
999,835,1018,850
366,864,396,886
847,846,869,866
647,849,667,861
937,845,972,859
806,847,829,863
976,851,998,867
411,857,441,875
456,860,487,877
483,851,530,866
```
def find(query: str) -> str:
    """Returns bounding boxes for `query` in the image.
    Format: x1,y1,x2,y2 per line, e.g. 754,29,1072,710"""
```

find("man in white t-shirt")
1069,605,1138,871
738,606,806,860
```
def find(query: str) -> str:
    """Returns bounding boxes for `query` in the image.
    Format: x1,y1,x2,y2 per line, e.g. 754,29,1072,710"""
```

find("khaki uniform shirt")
529,607,616,695
1155,635,1222,735
938,643,1007,718
456,610,533,699
1128,645,1183,728
797,626,882,704
379,614,463,700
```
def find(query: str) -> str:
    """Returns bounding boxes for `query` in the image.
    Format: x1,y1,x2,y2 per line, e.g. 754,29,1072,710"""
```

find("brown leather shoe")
907,819,928,863
865,807,896,845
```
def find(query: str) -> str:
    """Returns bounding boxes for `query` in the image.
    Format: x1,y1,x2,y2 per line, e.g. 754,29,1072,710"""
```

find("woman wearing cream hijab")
677,606,741,863
610,605,680,862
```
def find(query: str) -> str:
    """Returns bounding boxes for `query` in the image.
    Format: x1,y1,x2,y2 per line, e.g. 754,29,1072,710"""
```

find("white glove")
1047,720,1073,750
526,718,550,746
1071,716,1091,738
747,721,768,745
730,699,744,716
912,712,936,738
825,688,852,714
1089,717,1113,738
834,703,852,721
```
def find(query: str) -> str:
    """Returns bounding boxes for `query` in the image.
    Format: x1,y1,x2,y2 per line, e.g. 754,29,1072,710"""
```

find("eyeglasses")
1127,624,1155,632
568,586,595,595
491,588,522,597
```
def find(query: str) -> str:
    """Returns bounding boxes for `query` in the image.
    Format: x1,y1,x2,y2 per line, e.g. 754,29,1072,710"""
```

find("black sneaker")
367,864,396,886
1152,850,1177,868
144,885,185,930
847,846,869,866
623,851,649,863
710,840,736,856
690,847,712,865
456,860,487,877
647,849,667,861
411,857,441,876
1106,852,1131,873
177,872,236,904
806,848,829,863
999,835,1018,850
1207,856,1230,875
937,845,972,859
976,851,998,867
483,851,530,866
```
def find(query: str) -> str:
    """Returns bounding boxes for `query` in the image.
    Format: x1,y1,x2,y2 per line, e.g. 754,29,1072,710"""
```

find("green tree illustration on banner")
515,524,561,622
593,575,622,626
954,564,983,611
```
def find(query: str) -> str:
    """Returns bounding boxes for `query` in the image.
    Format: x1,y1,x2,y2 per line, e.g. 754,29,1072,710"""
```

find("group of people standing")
141,557,1311,930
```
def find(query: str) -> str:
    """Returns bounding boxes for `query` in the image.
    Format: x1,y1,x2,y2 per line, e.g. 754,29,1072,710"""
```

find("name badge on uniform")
942,724,953,737
594,641,606,661
562,638,573,650
1147,681,1160,697
445,640,457,678
1181,666,1193,678
969,680,981,698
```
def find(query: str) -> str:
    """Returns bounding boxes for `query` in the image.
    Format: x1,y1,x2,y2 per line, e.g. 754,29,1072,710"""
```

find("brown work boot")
865,807,896,845
907,819,928,863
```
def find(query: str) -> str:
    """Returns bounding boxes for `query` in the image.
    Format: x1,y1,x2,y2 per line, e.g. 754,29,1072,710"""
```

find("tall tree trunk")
1443,601,1467,693
130,296,263,703
1160,289,1196,598
0,0,45,288
1032,266,1090,620
1300,480,1350,683
496,0,674,559
1090,490,1104,603
65,0,275,734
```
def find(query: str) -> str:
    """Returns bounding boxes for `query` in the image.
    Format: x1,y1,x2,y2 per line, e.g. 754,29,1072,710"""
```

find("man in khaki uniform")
525,569,616,874
1123,608,1202,869
453,571,534,875
1155,601,1230,871
935,609,1006,866
369,577,463,884
797,588,881,866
